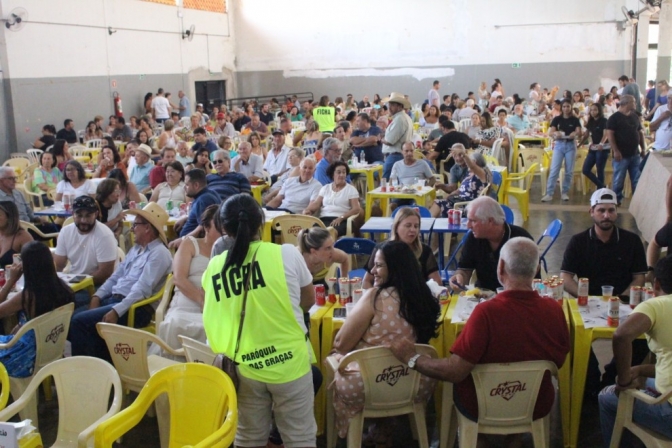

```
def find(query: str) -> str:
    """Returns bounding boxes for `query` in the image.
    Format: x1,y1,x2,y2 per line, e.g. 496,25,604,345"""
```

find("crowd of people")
0,76,669,447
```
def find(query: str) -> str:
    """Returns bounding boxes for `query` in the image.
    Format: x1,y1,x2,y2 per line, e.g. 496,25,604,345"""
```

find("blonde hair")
390,207,422,258
297,227,331,254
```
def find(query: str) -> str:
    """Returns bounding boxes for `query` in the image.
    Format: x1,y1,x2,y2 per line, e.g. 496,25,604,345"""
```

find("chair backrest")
338,345,437,413
490,138,505,167
86,139,104,149
537,219,563,272
137,192,148,202
115,246,126,269
179,336,217,365
3,157,31,171
154,274,175,327
491,171,502,194
444,230,471,272
94,363,237,448
390,205,432,218
334,237,377,256
470,360,557,427
501,205,514,225
458,119,471,133
518,148,547,173
272,214,326,245
63,216,74,227
521,163,539,191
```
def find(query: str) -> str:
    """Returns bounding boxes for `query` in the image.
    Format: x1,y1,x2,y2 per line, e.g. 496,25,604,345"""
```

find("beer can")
381,179,387,192
350,276,362,291
338,277,350,305
352,289,363,303
578,278,589,304
0,269,5,288
314,284,326,306
454,209,462,226
643,287,655,301
128,201,137,210
607,296,620,327
327,277,338,303
629,286,641,309
179,202,188,215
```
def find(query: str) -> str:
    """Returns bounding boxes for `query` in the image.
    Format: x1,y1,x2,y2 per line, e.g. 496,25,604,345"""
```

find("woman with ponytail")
202,194,318,448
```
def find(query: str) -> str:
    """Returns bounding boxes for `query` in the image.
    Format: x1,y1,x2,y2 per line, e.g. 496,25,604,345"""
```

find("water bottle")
349,153,355,166
359,151,366,166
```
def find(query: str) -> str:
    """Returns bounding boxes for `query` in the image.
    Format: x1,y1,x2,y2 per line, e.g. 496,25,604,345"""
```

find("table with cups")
364,184,435,220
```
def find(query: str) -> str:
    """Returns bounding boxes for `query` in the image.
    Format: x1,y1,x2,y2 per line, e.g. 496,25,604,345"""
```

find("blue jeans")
582,149,609,189
599,378,672,447
545,140,576,196
68,295,153,360
612,154,641,203
73,290,91,315
382,152,403,180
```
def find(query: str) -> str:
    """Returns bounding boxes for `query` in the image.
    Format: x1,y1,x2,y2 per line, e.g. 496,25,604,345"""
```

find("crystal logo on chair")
490,381,527,400
45,324,65,344
114,343,136,361
375,365,410,386
288,225,302,236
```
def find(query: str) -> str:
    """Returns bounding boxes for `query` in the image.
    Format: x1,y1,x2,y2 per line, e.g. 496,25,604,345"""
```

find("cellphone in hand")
69,275,86,283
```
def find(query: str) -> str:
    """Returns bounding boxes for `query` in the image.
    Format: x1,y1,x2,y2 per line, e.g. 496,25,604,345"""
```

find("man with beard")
53,196,117,312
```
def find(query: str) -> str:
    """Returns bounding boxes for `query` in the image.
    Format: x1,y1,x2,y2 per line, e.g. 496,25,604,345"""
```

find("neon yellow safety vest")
313,106,335,132
202,241,311,384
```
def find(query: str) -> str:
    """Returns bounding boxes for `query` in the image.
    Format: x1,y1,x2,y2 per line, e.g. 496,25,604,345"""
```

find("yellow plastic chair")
456,361,558,448
609,387,672,448
19,221,59,247
0,363,9,411
93,363,237,448
272,214,326,245
0,303,74,425
178,336,216,365
454,184,490,211
518,147,551,196
22,178,48,211
504,163,538,221
0,356,122,447
126,275,170,333
3,157,31,174
325,345,438,448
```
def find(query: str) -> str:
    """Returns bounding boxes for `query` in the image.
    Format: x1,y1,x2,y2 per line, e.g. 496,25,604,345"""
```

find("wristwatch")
407,354,422,370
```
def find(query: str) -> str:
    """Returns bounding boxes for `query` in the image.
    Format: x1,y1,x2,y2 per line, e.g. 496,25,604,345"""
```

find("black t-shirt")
458,224,535,291
606,111,641,157
358,101,371,109
586,117,608,145
550,115,582,136
365,242,438,279
433,131,472,171
259,111,274,125
561,226,647,296
233,115,251,132
654,222,672,249
38,135,56,149
56,128,78,144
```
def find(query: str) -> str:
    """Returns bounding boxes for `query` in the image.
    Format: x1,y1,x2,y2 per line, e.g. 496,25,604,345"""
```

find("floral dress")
435,170,492,217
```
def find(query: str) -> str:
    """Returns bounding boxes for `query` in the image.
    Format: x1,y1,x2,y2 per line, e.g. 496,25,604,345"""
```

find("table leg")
569,328,592,448
559,358,571,448
438,233,444,270
367,171,374,192
365,196,373,221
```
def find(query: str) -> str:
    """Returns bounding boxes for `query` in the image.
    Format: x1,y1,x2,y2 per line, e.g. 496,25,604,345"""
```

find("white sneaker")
541,195,553,202
561,193,570,201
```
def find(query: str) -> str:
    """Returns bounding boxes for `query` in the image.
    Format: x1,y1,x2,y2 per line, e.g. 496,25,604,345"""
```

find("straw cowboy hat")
126,202,169,245
135,144,153,158
382,92,411,109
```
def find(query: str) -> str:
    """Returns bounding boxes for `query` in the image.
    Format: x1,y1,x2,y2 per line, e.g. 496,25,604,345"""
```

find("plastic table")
350,164,382,193
364,186,436,220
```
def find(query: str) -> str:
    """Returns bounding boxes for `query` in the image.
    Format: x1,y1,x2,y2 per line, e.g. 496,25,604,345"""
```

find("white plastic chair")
456,360,558,448
325,345,437,448
86,139,104,149
609,387,672,448
0,303,74,425
0,356,122,448
178,335,216,365
459,118,471,133
26,149,43,165
490,138,506,167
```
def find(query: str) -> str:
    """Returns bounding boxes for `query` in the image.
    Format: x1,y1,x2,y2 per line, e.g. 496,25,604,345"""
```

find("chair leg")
530,415,550,448
439,385,457,448
326,387,336,448
411,405,430,448
609,392,633,448
456,413,479,447
346,413,364,448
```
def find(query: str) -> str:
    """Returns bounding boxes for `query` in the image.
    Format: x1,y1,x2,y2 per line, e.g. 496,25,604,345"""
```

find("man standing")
129,144,153,195
231,141,264,182
428,80,441,108
606,94,645,204
449,197,535,292
149,147,176,189
54,196,117,311
175,169,221,238
259,103,274,125
428,120,471,172
266,158,322,214
350,113,383,164
506,104,530,132
381,92,413,179
264,130,291,182
390,237,569,448
191,127,218,157
206,150,251,201
56,119,78,144
111,117,133,142
619,75,642,114
178,90,191,118
68,203,172,359
151,88,171,123
242,113,270,139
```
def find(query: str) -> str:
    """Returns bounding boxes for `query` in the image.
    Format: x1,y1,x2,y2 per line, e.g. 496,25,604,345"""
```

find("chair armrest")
505,173,527,183
325,355,340,374
77,405,122,448
93,392,155,446
627,388,672,406
190,407,237,448
126,289,164,328
346,215,356,237
150,335,186,358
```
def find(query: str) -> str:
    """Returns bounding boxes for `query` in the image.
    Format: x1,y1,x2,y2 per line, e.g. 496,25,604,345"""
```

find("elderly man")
206,150,251,201
176,169,220,239
266,158,321,214
506,104,530,133
111,116,133,142
195,103,209,124
178,90,191,118
380,92,414,179
68,203,172,359
214,113,235,137
232,108,251,131
149,147,176,189
391,142,435,187
390,237,569,446
350,113,383,164
175,141,192,167
598,256,672,446
264,129,291,182
54,196,117,311
231,141,264,182
242,113,270,139
316,137,351,185
0,167,58,236
443,145,469,193
191,127,218,157
129,144,153,194
449,197,535,292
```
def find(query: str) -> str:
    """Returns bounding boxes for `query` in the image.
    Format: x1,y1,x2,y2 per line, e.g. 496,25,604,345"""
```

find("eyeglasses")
213,159,227,164
131,221,149,229
1,177,17,181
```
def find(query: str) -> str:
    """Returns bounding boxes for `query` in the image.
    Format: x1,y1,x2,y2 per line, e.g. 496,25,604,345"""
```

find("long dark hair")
107,168,128,189
21,241,74,319
102,145,121,164
0,201,21,235
219,194,264,271
52,139,67,158
586,103,605,131
64,160,85,183
374,241,440,343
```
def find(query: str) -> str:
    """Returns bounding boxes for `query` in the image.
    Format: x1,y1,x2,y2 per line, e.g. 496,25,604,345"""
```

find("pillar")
636,14,650,86
657,0,672,88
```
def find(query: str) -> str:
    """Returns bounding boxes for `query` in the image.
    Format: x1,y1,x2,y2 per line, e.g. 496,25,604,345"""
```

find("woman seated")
297,227,349,285
301,121,323,157
157,119,180,151
95,179,125,238
217,136,238,159
248,132,268,160
363,207,441,288
31,150,61,206
94,145,126,179
303,161,361,237
289,106,303,122
330,241,440,444
149,161,187,209
55,160,95,201
51,139,72,172
431,147,492,218
263,148,303,205
108,168,141,209
466,112,481,139
83,121,104,142
33,124,56,150
154,205,221,360
419,105,440,129
0,202,33,269
0,242,74,377
473,112,509,164
185,148,213,173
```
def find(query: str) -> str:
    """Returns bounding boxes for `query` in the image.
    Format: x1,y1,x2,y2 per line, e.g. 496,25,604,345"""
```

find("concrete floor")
27,176,645,447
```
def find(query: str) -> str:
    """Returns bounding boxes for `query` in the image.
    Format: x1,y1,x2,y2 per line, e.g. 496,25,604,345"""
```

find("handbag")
213,248,259,391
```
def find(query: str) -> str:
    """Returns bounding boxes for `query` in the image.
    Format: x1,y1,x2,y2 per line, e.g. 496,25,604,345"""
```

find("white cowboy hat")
382,92,411,109
126,202,169,245
135,144,153,158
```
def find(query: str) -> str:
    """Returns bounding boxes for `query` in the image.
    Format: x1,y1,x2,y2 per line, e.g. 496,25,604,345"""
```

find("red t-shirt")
450,290,570,420
149,165,166,189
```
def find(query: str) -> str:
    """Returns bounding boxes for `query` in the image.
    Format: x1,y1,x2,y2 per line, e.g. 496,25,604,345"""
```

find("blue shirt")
192,140,219,157
179,96,191,118
352,126,383,163
0,188,34,221
129,163,152,192
314,159,352,186
507,114,530,132
206,172,251,201
180,186,221,236
95,239,172,317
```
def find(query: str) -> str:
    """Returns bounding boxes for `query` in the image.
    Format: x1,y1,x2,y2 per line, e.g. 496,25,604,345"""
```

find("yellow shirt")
313,106,336,132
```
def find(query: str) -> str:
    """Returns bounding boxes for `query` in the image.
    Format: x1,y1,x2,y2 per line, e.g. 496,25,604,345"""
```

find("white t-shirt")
56,180,95,197
151,96,171,119
279,177,322,214
318,183,359,217
263,146,291,176
280,244,313,334
55,222,117,276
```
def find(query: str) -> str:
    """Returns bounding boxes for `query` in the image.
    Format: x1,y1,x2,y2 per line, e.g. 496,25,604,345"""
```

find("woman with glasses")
149,161,187,209
55,160,95,202
0,201,32,268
